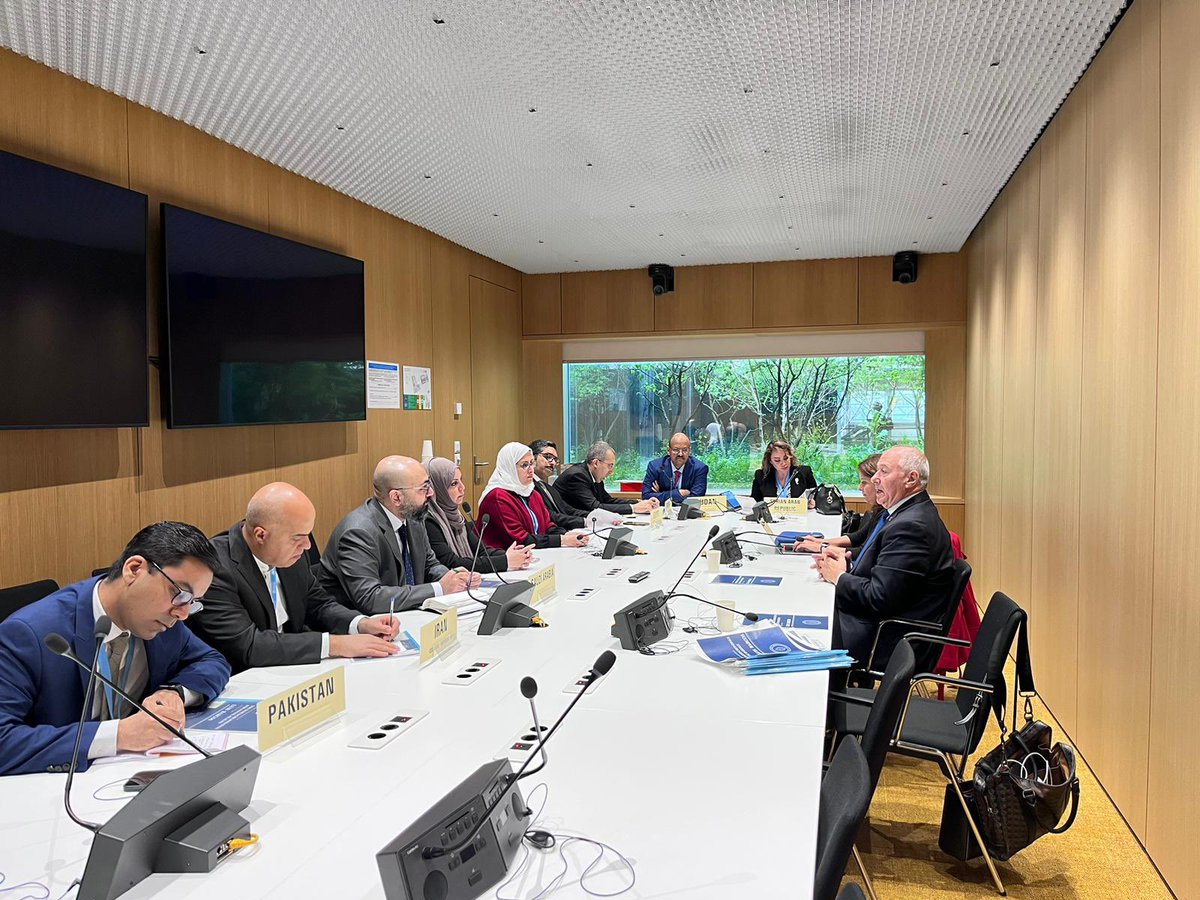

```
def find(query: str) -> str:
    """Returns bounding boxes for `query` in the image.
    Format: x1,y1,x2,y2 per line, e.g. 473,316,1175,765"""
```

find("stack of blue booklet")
695,624,854,674
742,649,854,675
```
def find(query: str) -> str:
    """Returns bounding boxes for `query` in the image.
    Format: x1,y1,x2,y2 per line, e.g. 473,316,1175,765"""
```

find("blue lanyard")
522,497,540,533
96,636,134,718
776,468,790,496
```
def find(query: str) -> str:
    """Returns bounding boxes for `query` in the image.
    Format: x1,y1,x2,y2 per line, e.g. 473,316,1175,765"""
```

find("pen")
388,595,396,631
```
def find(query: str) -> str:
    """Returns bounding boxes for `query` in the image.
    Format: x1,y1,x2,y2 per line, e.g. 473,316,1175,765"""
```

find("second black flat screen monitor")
162,204,366,428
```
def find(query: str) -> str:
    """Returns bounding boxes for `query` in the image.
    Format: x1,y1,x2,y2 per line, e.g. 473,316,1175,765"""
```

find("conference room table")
3,507,843,900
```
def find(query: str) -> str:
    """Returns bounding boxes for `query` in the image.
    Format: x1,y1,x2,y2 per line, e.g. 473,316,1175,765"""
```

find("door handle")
473,456,490,485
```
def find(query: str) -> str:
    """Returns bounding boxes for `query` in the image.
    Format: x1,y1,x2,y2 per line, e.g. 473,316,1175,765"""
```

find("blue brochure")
745,614,830,630
696,625,813,663
711,574,782,587
186,698,259,733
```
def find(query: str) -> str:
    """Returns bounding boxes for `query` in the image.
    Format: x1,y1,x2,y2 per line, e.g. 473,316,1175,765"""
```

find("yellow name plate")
257,666,346,752
419,607,459,664
694,496,727,515
649,507,664,529
527,564,557,606
771,498,809,516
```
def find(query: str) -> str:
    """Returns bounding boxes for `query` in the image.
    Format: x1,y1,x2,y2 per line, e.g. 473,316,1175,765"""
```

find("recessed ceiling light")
658,233,664,237
585,162,593,167
423,174,431,179
433,17,445,24
927,215,933,220
778,195,784,200
912,241,918,245
680,254,686,258
194,46,207,55
962,131,971,137
528,107,537,113
743,87,753,94
537,240,544,244
629,204,636,208
492,213,499,217
574,259,579,263
941,181,948,186
787,225,793,230
989,60,1000,67
335,125,345,131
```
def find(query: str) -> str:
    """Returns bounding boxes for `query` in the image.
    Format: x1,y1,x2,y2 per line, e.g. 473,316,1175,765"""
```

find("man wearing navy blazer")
0,522,231,777
813,446,954,667
641,432,709,504
189,483,403,674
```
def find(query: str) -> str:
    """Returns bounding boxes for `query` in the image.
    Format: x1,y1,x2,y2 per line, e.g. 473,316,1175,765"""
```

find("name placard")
694,496,727,515
771,498,809,516
419,607,459,664
257,666,346,752
528,564,557,605
649,507,664,530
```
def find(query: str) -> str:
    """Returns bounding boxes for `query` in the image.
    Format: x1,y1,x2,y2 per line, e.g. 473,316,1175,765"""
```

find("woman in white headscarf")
424,457,533,573
477,442,590,550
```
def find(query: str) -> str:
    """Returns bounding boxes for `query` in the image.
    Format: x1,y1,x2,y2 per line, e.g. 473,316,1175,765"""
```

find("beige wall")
0,49,522,589
967,0,1199,894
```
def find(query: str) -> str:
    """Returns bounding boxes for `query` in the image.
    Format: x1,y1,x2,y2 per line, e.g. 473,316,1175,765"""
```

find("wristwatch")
159,684,187,703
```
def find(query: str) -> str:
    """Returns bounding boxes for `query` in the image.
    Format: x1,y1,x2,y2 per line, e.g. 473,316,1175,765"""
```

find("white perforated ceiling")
1,1,1126,273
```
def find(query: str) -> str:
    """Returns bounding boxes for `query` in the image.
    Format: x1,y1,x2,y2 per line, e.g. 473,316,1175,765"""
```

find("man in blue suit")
641,432,709,504
0,522,231,776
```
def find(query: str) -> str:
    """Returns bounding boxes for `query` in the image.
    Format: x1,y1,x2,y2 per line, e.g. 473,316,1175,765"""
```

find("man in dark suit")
813,446,953,667
0,522,231,776
529,439,589,530
318,455,481,615
553,440,659,516
641,432,709,504
189,483,403,674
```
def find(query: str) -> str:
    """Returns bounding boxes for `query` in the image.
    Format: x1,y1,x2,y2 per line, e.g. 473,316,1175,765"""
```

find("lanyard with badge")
521,497,540,533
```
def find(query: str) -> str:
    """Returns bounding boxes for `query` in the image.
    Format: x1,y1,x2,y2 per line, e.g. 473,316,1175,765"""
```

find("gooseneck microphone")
520,676,549,774
464,513,492,605
672,592,759,623
422,650,617,860
57,616,109,832
44,631,213,758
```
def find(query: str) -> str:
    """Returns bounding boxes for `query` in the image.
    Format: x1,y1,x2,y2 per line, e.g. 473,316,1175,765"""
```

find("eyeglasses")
539,453,559,464
517,460,536,471
394,480,434,494
150,560,204,615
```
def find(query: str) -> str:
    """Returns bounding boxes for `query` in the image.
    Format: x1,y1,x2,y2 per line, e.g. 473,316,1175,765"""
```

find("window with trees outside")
563,354,925,493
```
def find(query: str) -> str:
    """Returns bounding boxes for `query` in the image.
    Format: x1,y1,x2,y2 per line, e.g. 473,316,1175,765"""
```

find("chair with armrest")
815,738,873,900
828,592,1027,896
826,639,917,900
0,579,60,624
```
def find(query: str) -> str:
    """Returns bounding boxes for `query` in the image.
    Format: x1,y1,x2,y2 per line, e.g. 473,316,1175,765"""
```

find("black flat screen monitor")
0,150,149,429
161,204,366,428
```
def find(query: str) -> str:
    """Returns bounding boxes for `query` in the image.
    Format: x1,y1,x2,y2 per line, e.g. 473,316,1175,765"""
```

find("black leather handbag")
964,621,1080,861
812,484,845,515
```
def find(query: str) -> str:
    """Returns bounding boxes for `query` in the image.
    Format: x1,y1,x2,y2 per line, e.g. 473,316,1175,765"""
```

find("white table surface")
0,510,841,900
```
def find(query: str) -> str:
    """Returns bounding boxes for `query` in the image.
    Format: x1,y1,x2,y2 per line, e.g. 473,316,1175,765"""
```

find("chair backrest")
815,738,873,900
91,567,109,578
957,591,1026,751
860,638,916,791
911,557,972,675
838,885,867,900
302,533,321,571
0,579,60,624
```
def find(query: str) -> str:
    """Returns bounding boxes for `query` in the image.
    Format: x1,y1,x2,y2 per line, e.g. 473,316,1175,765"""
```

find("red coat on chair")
937,532,981,672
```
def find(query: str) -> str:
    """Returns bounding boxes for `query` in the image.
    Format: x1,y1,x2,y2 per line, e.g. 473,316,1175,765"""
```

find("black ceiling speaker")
892,251,918,284
648,263,675,296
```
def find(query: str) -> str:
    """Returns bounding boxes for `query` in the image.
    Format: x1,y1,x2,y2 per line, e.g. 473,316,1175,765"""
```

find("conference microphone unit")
711,529,744,565
45,631,213,759
520,676,549,774
54,616,110,832
377,652,617,900
45,632,262,900
746,499,776,523
612,526,719,652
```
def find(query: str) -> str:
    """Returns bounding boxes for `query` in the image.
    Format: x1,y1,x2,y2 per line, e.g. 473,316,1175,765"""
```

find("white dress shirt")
250,553,355,659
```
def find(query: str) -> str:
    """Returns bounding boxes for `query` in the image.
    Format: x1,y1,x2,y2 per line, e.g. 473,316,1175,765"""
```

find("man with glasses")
318,455,482,616
553,440,660,516
0,522,232,776
528,439,589,529
641,432,709,504
190,482,405,674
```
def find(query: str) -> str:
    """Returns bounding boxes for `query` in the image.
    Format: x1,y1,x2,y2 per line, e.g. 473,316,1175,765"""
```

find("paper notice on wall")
367,360,401,409
403,365,432,410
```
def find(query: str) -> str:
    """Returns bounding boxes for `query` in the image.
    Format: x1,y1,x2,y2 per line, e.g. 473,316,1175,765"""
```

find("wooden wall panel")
1030,91,1086,734
751,258,858,328
964,233,986,557
1076,0,1159,838
561,268,649,334
999,154,1040,620
469,279,523,507
654,264,753,332
521,274,562,335
0,50,523,587
923,327,966,500
1148,0,1200,893
858,253,966,325
976,198,1008,608
521,342,565,449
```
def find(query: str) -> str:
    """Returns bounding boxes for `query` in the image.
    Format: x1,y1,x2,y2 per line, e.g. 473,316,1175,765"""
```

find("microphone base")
611,590,674,651
477,583,539,636
158,804,251,873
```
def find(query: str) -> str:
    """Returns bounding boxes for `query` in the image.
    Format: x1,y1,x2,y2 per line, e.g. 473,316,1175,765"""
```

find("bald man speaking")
318,456,481,616
189,483,402,673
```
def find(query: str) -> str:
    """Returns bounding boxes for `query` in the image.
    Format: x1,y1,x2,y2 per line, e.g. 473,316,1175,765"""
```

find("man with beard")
318,456,481,615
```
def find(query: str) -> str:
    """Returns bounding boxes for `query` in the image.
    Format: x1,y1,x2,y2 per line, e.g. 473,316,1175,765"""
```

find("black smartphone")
123,769,169,793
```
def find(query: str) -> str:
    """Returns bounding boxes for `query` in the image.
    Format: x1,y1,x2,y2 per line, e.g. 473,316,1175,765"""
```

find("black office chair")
91,567,109,578
0,579,59,623
862,557,972,678
831,592,1027,896
815,738,873,900
838,885,867,900
827,639,917,900
302,533,321,571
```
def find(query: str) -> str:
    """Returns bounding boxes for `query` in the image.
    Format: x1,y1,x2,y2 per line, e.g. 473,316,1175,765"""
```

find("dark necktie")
851,509,890,573
397,524,416,586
